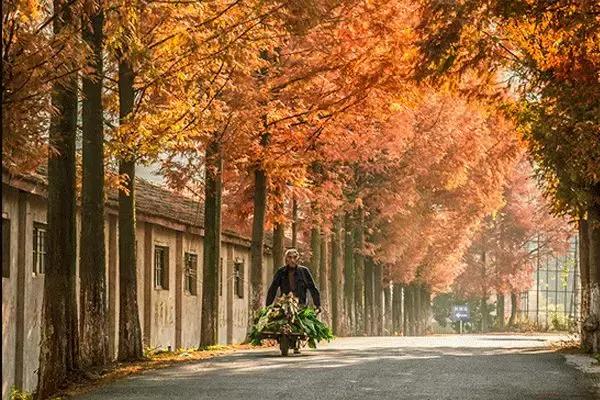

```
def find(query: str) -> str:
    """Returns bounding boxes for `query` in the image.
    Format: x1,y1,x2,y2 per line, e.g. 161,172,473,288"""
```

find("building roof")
105,177,205,230
2,165,269,248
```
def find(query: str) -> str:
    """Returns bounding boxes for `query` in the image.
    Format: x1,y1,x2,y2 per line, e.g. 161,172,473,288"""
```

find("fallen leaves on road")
549,336,584,354
60,343,274,399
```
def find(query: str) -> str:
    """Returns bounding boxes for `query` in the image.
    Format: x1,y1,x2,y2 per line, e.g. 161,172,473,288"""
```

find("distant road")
77,334,597,400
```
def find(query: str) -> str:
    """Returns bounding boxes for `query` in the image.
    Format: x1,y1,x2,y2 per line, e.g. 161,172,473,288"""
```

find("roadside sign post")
451,305,470,334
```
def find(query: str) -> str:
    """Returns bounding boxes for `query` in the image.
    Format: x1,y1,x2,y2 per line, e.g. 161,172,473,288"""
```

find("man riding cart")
267,249,321,309
250,248,331,356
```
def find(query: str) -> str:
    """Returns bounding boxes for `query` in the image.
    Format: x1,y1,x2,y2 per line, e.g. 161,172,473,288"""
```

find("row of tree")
415,0,599,351
295,87,523,337
301,156,571,337
4,1,441,396
2,0,594,399
454,160,572,331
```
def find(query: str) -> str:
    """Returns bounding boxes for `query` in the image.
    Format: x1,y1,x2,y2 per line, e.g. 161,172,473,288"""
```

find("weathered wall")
136,222,146,347
1,181,275,398
2,187,18,399
179,232,203,349
21,195,46,392
218,242,228,344
150,225,177,349
231,245,251,343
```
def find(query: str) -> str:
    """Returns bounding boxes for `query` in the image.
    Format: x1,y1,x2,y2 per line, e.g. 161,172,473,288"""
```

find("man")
266,248,321,354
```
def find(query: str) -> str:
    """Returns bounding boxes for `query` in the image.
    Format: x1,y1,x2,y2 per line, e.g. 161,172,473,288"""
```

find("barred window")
33,223,47,275
154,245,169,289
234,259,244,299
184,252,198,296
2,218,10,278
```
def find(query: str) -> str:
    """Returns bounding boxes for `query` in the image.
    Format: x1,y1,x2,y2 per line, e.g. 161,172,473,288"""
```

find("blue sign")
451,305,470,322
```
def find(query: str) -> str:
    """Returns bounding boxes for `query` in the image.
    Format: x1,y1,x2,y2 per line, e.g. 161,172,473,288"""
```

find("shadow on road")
76,342,597,400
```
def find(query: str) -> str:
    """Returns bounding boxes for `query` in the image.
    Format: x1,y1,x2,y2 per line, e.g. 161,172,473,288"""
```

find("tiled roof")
2,165,264,245
106,178,205,229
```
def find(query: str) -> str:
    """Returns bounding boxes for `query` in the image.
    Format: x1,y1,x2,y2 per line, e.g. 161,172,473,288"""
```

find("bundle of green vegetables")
249,293,334,348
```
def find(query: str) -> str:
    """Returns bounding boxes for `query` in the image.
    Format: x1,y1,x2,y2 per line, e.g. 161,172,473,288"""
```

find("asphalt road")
77,335,597,400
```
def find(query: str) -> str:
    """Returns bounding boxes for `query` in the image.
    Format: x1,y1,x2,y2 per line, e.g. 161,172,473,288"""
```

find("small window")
33,223,47,275
154,245,169,289
2,218,10,278
184,252,198,296
234,259,244,299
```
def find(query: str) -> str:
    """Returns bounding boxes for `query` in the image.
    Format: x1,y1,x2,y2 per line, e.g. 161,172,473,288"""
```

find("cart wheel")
279,335,290,356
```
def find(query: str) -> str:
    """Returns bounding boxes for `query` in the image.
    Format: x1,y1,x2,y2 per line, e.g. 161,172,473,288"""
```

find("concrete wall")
136,223,146,348
149,225,175,349
2,188,51,397
179,233,203,349
1,183,273,399
231,245,251,343
2,188,18,399
218,243,228,344
22,195,46,392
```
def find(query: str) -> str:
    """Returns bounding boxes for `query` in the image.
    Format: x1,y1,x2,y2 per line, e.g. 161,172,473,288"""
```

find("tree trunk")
249,167,268,326
402,285,409,336
587,198,600,353
291,198,298,248
331,216,344,335
580,218,591,350
374,263,383,335
200,140,222,347
509,292,518,327
272,185,284,272
320,230,330,325
496,294,505,331
421,285,431,335
364,258,374,335
310,226,321,285
384,282,393,335
80,6,108,368
414,283,423,335
354,208,365,335
481,296,489,333
117,50,143,362
37,2,79,397
392,283,403,335
405,285,414,336
273,222,284,272
480,249,488,333
343,213,355,335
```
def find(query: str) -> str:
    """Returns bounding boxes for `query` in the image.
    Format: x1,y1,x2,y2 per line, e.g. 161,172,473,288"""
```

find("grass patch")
197,344,230,352
10,388,33,400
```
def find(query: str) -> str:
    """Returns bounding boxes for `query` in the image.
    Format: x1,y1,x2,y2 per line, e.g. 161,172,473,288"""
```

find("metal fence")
520,235,580,330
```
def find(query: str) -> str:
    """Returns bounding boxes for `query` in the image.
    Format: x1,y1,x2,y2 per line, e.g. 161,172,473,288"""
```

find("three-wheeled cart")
260,330,308,356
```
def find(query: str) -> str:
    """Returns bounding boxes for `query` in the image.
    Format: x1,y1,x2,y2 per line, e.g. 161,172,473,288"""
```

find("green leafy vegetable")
249,293,334,347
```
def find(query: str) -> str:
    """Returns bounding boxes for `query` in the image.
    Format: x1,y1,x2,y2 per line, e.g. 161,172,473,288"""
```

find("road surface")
77,335,597,400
